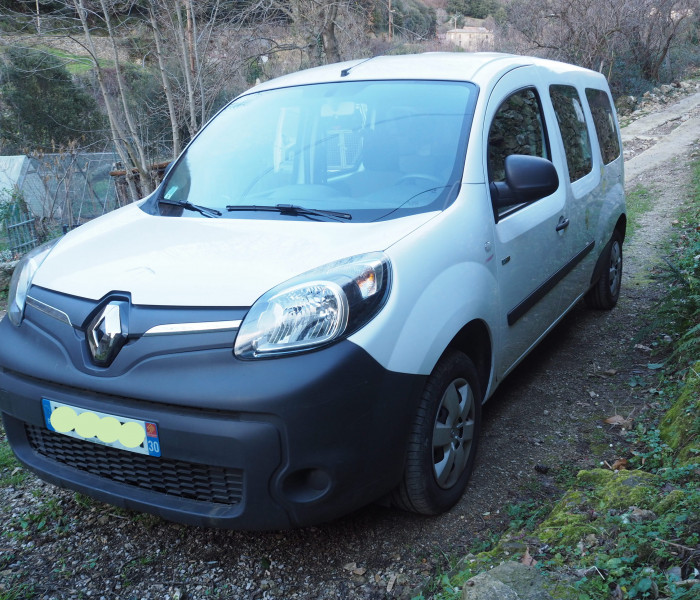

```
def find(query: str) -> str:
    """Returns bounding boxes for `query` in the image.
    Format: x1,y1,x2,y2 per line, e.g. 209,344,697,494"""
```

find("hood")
32,204,435,307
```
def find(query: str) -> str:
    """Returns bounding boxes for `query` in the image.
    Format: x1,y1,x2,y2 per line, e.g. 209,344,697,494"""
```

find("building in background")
446,27,494,51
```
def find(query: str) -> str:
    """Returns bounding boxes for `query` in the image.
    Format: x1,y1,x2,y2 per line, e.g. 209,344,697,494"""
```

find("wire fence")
4,205,38,258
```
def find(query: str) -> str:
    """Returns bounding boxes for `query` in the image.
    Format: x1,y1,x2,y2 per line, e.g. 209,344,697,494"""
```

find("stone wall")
615,79,700,119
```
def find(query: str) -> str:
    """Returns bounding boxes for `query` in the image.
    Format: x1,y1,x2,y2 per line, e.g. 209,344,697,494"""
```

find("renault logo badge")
87,301,128,367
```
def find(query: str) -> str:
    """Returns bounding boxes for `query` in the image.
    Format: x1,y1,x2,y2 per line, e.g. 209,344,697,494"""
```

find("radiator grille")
26,424,243,505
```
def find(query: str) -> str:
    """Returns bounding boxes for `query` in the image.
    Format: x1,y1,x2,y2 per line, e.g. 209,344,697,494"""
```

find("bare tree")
0,0,376,204
504,0,696,86
237,0,371,67
621,0,695,81
149,6,181,158
144,0,255,148
72,0,148,200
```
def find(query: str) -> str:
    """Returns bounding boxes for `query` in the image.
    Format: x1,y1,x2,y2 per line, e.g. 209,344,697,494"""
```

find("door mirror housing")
490,154,559,208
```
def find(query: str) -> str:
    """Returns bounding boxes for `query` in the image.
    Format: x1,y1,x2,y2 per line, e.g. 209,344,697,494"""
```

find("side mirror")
491,155,559,208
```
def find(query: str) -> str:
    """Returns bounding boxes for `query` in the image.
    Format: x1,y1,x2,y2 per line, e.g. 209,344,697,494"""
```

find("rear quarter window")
585,88,621,165
549,85,593,182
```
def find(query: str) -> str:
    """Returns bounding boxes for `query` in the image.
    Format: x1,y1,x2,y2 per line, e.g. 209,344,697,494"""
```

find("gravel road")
1,86,699,600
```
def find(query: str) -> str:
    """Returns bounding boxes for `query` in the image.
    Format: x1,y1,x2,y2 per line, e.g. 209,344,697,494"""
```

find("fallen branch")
654,538,697,553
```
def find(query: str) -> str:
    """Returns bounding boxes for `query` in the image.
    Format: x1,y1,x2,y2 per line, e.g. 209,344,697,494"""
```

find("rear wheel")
392,350,482,515
585,230,623,310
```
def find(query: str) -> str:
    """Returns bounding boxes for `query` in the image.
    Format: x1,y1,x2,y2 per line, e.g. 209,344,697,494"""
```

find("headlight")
234,252,391,359
7,239,59,326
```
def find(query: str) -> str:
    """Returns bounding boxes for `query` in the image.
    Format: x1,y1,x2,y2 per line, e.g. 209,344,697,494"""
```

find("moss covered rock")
577,469,658,510
659,362,700,466
535,469,659,547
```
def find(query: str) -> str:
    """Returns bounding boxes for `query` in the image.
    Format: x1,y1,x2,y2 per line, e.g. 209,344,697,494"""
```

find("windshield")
158,80,476,222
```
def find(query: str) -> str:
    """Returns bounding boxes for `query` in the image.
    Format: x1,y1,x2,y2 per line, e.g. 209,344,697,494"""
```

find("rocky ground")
0,84,699,600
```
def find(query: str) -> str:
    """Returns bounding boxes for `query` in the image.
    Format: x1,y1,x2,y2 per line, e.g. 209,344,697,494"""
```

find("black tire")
585,230,623,310
392,350,482,515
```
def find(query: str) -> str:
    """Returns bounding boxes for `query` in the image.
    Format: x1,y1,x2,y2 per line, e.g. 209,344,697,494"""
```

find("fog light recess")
281,468,332,503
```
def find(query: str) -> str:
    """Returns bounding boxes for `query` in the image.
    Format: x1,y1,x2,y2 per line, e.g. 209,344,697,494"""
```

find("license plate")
42,399,161,457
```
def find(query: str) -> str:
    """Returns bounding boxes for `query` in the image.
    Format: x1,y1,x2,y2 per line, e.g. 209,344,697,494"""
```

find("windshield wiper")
160,198,222,218
226,203,352,221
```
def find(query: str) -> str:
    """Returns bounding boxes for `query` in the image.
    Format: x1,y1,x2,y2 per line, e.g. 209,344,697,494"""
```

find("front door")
485,68,571,378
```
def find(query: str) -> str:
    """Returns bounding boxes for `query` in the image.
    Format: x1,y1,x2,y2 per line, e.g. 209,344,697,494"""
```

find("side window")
585,88,621,165
487,88,548,184
549,85,592,182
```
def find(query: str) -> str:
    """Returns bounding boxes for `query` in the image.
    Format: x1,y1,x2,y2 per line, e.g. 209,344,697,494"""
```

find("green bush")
0,46,104,154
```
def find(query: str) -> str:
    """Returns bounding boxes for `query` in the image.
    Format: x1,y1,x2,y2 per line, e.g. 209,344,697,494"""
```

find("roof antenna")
341,56,376,77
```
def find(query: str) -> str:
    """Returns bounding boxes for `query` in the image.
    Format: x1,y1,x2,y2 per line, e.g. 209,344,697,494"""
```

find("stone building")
446,27,494,51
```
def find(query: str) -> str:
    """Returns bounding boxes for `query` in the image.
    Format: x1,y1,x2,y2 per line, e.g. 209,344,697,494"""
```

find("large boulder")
462,562,553,600
615,95,637,115
0,261,18,293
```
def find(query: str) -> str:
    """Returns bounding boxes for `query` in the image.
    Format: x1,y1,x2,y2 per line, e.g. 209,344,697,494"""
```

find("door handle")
556,216,570,231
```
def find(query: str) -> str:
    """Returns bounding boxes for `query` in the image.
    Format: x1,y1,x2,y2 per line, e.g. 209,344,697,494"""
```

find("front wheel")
585,230,623,310
392,350,482,515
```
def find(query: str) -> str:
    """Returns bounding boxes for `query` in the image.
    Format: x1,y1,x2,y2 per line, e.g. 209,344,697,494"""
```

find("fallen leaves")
342,562,367,576
611,458,629,470
344,562,407,593
602,458,629,471
521,547,537,567
604,415,634,429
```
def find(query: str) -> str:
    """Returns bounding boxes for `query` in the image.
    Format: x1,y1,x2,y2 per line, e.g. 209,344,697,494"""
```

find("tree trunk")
321,3,341,64
98,0,153,196
175,0,199,138
72,0,141,202
150,5,181,158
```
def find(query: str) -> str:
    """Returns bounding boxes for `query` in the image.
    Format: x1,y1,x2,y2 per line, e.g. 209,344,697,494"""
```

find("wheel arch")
614,213,627,243
446,319,492,403
590,213,627,286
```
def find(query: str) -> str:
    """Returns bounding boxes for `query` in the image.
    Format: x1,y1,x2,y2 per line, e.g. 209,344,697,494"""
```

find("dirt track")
1,90,699,600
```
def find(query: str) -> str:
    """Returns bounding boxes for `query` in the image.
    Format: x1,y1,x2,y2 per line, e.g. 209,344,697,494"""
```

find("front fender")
349,191,499,377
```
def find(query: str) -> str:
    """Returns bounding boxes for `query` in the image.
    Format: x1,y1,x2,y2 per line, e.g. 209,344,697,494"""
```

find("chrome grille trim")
26,296,73,326
142,320,242,336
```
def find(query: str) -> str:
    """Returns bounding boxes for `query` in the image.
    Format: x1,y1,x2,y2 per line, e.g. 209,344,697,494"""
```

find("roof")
447,27,492,34
243,52,600,95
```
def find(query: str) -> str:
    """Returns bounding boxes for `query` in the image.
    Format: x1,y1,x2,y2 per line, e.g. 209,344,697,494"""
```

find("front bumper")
0,296,425,530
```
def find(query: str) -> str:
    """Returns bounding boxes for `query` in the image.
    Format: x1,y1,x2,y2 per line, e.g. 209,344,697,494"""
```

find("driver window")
487,88,548,184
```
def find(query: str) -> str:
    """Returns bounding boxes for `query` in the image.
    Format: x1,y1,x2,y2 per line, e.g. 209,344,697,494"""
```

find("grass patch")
36,45,112,74
0,584,37,600
626,184,655,237
41,46,95,74
7,497,68,540
652,158,700,367
0,433,27,487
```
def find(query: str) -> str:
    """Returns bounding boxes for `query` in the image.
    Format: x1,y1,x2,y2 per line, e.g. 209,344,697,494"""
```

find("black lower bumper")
0,318,425,529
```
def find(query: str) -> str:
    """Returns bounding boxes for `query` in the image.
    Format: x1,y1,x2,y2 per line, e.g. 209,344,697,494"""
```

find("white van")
1,53,625,529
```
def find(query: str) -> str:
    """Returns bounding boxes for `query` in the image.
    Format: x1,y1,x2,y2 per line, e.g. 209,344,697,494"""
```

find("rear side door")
484,67,570,377
543,82,600,310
